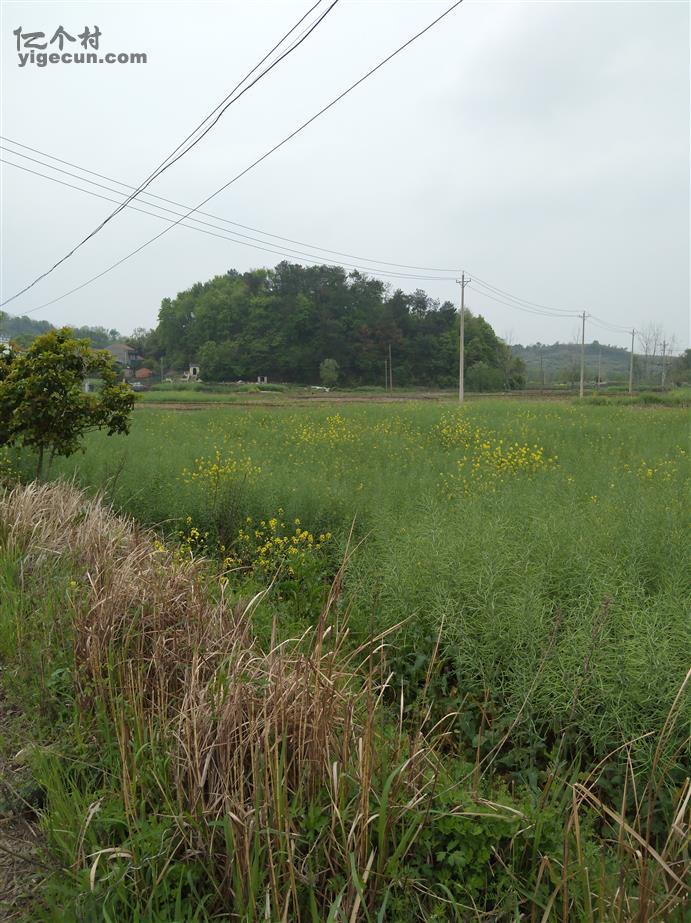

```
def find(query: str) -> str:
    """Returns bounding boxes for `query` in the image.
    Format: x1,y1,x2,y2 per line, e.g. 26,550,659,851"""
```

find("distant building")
183,364,200,381
107,342,139,366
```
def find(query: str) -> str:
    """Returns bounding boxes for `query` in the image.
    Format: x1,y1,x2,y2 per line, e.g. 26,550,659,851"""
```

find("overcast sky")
1,0,689,348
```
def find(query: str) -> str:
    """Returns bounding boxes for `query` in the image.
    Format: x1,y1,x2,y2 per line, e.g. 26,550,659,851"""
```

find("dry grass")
0,480,688,920
1,481,437,917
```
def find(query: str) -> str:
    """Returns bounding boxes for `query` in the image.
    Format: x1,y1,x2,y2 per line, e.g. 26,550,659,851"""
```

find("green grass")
2,397,689,919
1,477,688,921
582,386,691,407
138,388,244,402
31,400,688,763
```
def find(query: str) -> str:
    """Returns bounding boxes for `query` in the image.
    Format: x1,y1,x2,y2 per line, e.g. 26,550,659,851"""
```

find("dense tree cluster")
142,263,525,389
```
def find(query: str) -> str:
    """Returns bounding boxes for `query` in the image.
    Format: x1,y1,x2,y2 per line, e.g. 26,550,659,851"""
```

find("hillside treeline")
512,342,690,387
0,313,121,350
143,263,525,389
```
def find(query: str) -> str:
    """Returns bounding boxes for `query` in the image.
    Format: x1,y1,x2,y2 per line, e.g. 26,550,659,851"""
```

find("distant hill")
1,314,53,340
512,341,668,386
0,312,121,350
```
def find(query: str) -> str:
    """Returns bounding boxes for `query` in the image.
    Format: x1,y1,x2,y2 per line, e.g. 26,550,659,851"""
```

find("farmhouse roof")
107,342,140,364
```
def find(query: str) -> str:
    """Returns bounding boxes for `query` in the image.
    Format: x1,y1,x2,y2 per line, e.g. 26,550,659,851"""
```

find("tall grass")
31,401,688,773
0,483,448,919
0,481,688,920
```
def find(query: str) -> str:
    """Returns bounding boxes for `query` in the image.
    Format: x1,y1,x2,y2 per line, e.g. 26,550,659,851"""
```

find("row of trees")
132,263,526,390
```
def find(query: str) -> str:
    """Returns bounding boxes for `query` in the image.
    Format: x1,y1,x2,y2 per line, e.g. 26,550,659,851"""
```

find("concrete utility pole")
388,342,393,391
579,311,586,398
597,348,602,389
456,272,471,403
661,340,667,388
384,356,389,391
628,329,635,394
540,349,545,389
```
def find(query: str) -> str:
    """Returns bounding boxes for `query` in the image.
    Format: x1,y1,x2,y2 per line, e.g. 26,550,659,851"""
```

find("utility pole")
597,348,602,389
540,349,545,389
661,340,667,388
388,342,393,391
628,329,635,394
579,311,586,399
456,272,471,403
384,356,389,391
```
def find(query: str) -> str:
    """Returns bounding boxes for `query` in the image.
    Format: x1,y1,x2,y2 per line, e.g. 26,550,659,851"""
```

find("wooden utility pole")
456,272,471,403
579,311,586,398
388,343,393,391
628,329,635,394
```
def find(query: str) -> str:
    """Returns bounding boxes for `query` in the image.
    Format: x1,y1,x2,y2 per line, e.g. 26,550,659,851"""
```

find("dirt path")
135,391,541,410
137,392,458,410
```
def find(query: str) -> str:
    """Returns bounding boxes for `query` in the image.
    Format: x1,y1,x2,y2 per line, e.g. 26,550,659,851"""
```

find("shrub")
0,329,134,478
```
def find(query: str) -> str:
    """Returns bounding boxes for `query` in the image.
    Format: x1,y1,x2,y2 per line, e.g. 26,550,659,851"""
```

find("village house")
107,342,139,367
106,342,141,379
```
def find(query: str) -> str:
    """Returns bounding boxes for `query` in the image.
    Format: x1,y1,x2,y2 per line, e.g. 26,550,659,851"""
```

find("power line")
1,157,631,323
0,158,457,284
470,273,583,316
0,0,340,308
1,150,646,334
3,0,466,317
470,283,582,319
0,138,653,332
0,138,462,274
588,313,632,334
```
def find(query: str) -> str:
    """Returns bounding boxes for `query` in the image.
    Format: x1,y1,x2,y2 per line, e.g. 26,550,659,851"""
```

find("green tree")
199,340,240,382
671,348,691,385
0,329,135,478
319,358,339,387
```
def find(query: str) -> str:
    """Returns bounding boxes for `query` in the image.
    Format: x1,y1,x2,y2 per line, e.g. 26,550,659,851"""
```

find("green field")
2,397,689,920
44,400,691,759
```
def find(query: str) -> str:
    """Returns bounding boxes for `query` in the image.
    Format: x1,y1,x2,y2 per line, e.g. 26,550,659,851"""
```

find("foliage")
226,514,333,616
671,347,691,385
514,340,689,389
0,312,121,349
153,262,520,389
29,397,688,793
319,357,339,387
0,481,688,921
0,328,135,477
181,448,261,503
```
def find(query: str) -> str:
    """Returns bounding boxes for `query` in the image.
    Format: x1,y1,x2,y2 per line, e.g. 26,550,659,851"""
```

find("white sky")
1,0,689,348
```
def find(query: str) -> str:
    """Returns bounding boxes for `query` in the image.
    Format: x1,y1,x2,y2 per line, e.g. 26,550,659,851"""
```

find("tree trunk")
35,446,44,480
